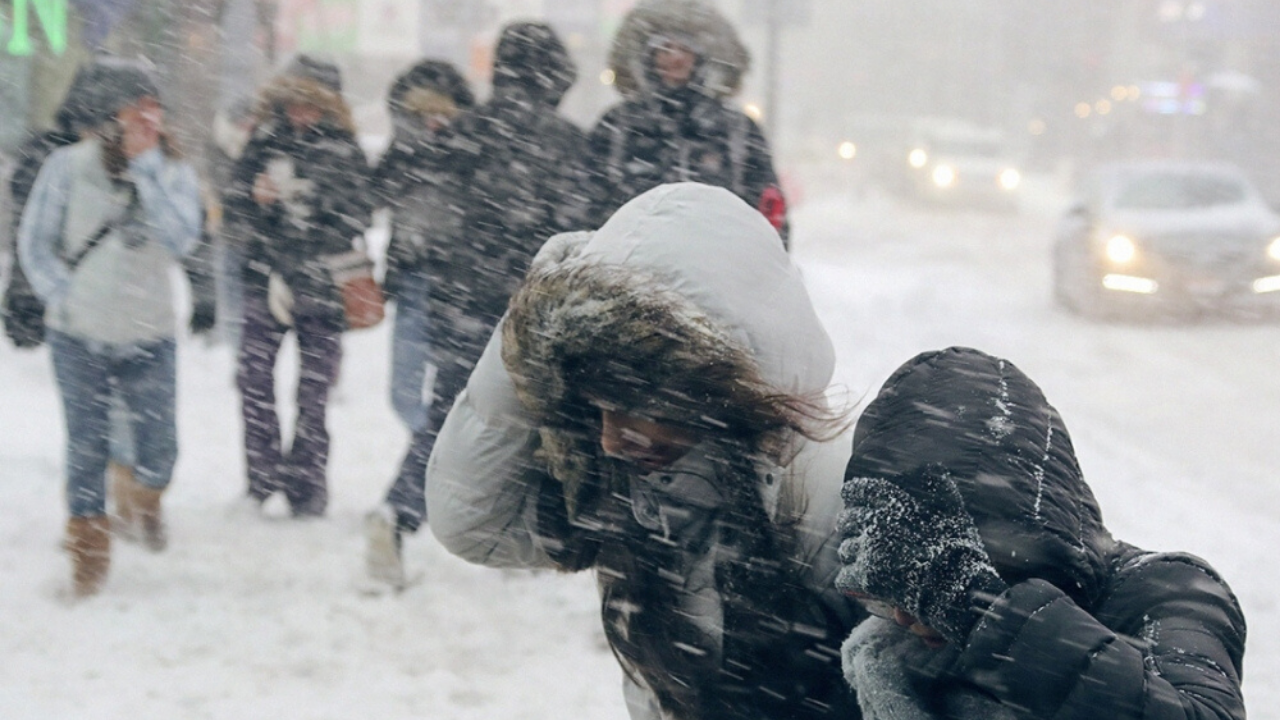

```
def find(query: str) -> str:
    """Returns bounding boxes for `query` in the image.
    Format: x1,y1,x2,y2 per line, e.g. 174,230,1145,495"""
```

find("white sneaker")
364,504,406,589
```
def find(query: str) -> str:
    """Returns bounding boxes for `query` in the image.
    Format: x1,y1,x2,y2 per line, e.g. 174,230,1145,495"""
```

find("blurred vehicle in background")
1053,161,1280,320
894,118,1022,211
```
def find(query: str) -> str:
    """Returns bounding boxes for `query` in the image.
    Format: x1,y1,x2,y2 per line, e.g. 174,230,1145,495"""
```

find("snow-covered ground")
2,177,1274,718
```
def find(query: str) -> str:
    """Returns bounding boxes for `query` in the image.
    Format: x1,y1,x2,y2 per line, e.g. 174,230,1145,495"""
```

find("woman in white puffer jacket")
426,182,866,720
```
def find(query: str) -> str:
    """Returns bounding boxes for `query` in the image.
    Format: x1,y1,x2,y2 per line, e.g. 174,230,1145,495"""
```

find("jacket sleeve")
16,149,72,304
953,554,1246,720
130,149,201,258
425,322,559,569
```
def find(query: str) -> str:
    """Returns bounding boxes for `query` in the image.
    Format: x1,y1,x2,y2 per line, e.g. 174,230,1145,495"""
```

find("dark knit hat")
74,56,162,128
284,54,343,94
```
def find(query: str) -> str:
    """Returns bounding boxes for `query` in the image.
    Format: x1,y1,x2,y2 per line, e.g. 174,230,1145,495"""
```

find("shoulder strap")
64,183,140,270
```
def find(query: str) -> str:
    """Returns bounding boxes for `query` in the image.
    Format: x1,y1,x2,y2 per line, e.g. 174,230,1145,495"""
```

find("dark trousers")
383,305,492,533
237,290,342,516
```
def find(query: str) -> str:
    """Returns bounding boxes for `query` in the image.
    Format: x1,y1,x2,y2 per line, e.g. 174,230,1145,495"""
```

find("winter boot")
132,483,168,552
364,504,406,589
109,461,140,541
65,516,111,598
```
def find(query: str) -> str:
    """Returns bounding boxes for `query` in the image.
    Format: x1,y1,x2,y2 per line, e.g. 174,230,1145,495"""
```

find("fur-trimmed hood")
386,59,474,129
608,0,750,99
845,347,1116,606
492,21,577,107
254,57,355,134
509,182,830,408
501,183,832,516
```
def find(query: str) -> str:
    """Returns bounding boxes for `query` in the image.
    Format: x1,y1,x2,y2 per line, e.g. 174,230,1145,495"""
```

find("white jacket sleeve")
425,322,559,569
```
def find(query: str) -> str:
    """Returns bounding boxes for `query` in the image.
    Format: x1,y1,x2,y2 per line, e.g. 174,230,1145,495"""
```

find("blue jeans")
389,276,435,431
48,331,177,517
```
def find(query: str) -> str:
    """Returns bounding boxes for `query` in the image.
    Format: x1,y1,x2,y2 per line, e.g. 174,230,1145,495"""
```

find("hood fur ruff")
608,0,750,99
501,183,834,518
255,74,355,134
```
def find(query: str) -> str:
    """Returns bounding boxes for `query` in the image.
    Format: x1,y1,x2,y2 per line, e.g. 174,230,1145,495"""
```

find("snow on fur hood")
608,0,750,99
845,347,1116,605
508,182,832,402
501,182,834,517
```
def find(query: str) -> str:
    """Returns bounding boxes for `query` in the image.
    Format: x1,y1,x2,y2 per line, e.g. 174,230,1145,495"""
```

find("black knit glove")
189,300,217,336
834,465,1007,643
2,282,46,348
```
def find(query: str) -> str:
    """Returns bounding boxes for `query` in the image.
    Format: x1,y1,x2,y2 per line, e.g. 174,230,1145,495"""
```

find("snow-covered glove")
189,300,217,336
3,278,46,348
267,272,294,326
834,465,1007,644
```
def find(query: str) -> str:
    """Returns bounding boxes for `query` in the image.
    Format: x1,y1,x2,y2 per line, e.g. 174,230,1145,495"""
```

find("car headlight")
932,164,957,188
1105,234,1138,264
838,141,857,161
1268,236,1280,262
908,148,928,168
999,168,1021,190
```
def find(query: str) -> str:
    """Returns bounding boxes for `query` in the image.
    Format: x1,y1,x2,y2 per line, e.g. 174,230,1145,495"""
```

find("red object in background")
757,184,787,232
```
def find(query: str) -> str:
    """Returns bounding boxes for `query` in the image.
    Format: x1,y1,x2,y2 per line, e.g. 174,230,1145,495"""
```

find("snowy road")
1,180,1274,717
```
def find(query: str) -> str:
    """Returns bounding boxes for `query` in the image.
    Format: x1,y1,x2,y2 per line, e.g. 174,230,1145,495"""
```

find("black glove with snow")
189,300,217,336
834,464,1007,644
3,281,46,348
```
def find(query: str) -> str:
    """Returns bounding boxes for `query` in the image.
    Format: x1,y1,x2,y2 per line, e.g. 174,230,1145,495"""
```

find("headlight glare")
932,165,957,188
1105,234,1138,264
999,168,1021,190
1268,236,1280,261
908,148,928,168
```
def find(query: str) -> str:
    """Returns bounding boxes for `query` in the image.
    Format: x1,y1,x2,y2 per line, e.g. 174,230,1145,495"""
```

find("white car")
897,120,1021,211
1053,161,1280,319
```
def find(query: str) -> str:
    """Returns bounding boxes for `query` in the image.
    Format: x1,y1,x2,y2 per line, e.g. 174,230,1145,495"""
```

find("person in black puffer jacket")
362,58,473,586
362,23,588,587
584,0,788,245
226,55,372,517
834,347,1246,720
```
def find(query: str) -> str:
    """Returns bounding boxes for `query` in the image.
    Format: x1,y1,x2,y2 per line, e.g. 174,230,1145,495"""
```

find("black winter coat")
844,347,1246,720
585,86,781,234
428,88,587,326
226,119,371,306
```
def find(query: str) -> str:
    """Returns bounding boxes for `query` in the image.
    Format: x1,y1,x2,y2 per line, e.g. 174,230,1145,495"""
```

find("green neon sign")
4,0,69,56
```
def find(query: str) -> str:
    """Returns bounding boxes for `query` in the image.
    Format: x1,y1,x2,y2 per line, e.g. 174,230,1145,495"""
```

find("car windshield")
1113,173,1248,210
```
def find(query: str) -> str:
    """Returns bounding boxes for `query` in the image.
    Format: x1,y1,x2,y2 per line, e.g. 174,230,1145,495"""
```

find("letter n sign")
5,0,69,56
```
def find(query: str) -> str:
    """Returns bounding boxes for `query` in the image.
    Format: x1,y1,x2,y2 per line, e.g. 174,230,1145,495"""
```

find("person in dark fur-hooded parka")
833,347,1246,720
426,182,867,720
585,0,788,243
361,23,589,587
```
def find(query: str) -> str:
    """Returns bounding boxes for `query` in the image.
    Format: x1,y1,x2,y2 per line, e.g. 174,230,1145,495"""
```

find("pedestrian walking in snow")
17,58,202,597
225,55,372,517
426,182,867,719
584,0,789,243
363,24,587,586
361,57,474,585
833,346,1246,720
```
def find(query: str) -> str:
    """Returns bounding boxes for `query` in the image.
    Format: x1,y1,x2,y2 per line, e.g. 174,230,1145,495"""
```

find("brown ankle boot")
132,484,168,552
65,516,111,597
109,462,139,540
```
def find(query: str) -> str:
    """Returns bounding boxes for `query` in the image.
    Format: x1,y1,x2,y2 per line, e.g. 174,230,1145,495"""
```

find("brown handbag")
323,250,385,330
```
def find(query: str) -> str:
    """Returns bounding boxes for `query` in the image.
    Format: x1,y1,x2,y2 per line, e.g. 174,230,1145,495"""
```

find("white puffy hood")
575,182,834,398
